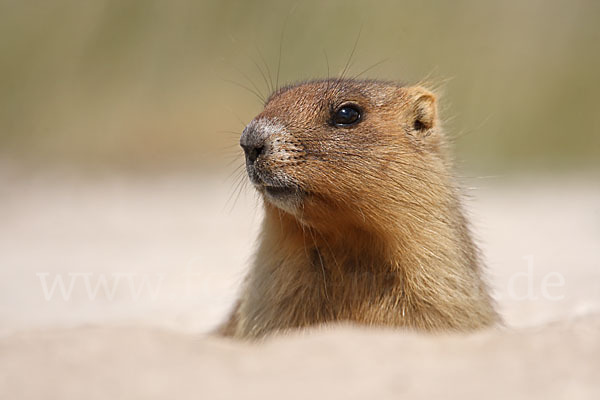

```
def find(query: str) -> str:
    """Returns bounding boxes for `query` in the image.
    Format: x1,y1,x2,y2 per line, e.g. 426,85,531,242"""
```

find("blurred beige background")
1,0,599,171
1,1,599,399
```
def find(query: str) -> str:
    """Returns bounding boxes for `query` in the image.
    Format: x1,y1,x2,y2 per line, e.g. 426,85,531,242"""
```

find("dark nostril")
242,144,265,164
240,124,267,165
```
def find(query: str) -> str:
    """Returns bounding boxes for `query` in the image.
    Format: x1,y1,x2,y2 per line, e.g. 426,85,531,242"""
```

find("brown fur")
218,79,499,339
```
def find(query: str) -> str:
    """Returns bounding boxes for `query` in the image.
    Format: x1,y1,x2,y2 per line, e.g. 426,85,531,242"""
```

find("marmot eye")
332,105,361,126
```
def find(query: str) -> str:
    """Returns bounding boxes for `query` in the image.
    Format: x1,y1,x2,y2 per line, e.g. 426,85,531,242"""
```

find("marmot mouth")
264,185,297,198
260,184,305,213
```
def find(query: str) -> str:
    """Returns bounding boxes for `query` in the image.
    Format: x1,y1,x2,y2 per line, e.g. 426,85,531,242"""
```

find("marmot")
218,78,499,339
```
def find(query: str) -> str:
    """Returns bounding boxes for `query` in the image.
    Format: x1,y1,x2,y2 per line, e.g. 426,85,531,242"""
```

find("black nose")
241,142,264,164
240,125,266,165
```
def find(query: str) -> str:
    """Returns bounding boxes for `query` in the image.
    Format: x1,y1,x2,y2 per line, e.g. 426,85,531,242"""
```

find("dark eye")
332,104,361,126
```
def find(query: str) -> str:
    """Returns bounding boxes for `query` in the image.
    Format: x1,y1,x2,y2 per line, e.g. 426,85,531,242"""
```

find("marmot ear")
405,86,438,137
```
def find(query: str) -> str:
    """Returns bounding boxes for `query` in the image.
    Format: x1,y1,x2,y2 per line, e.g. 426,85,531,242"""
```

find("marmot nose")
240,125,266,165
241,142,264,164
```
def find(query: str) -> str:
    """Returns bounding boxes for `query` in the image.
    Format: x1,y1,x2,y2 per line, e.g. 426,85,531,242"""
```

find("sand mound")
2,316,599,399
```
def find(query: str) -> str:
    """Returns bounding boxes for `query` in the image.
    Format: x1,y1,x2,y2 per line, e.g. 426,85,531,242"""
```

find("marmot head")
240,79,444,233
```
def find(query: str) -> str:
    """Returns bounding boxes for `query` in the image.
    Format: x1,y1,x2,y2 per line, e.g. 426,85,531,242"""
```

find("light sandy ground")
1,166,599,398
